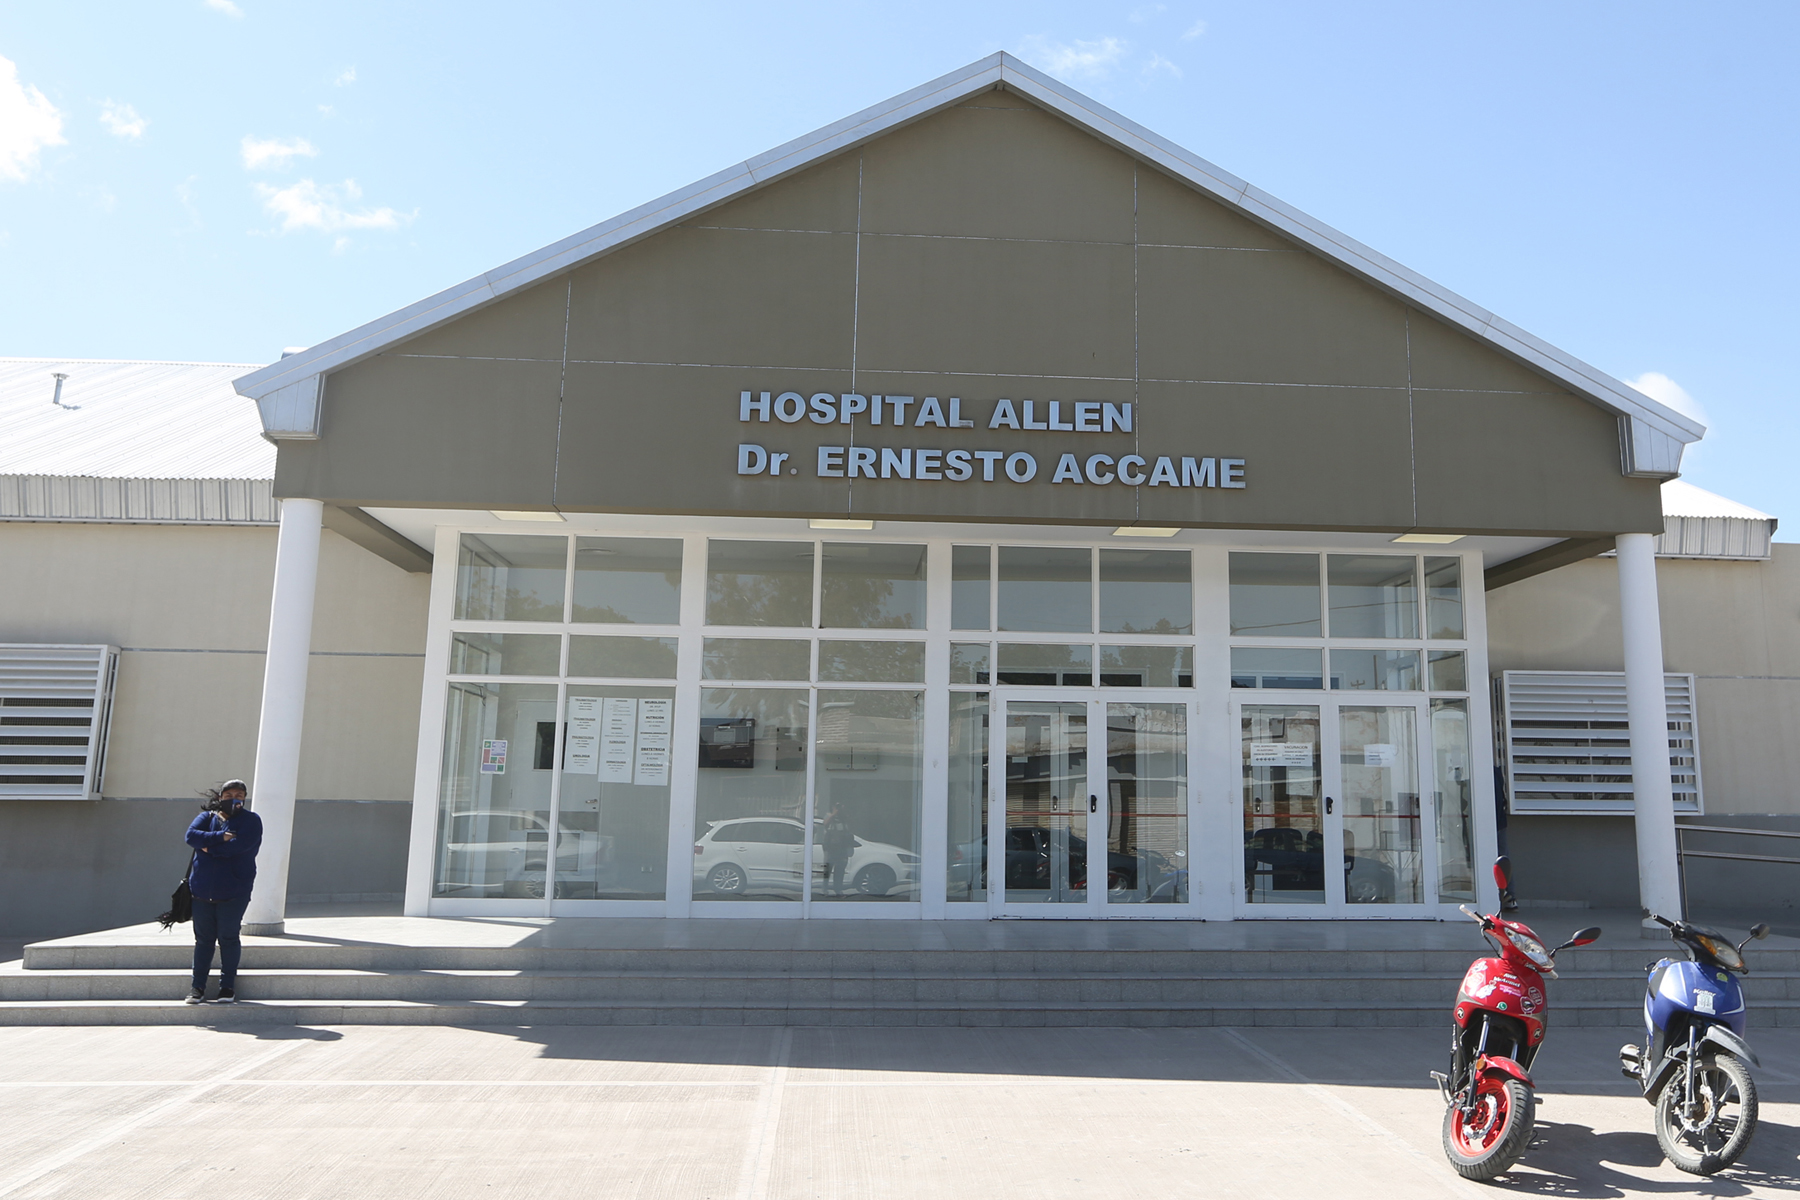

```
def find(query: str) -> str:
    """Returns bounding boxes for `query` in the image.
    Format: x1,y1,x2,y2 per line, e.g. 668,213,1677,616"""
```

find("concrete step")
0,996,1718,1028
26,942,1795,974
8,966,1798,1004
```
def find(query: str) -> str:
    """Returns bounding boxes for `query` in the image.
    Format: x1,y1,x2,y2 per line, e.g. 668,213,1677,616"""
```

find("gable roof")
2,357,271,479
233,52,1703,479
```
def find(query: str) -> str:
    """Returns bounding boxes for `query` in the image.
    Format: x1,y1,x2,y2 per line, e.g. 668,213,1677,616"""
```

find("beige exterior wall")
275,87,1663,539
0,520,430,801
1486,544,1800,816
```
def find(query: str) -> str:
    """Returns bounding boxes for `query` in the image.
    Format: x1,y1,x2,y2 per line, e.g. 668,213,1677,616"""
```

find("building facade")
8,55,1755,936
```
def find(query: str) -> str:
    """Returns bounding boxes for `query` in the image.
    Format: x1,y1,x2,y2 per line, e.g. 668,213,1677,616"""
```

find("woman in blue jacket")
183,779,263,1004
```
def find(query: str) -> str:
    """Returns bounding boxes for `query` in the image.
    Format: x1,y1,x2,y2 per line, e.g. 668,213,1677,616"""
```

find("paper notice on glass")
1363,743,1397,768
634,731,671,786
1279,743,1313,768
599,698,638,784
1249,742,1284,766
564,696,601,775
479,739,507,775
637,698,672,736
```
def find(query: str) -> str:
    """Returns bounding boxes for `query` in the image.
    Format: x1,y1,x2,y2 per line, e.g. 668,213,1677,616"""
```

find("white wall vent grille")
1499,670,1700,816
0,644,119,800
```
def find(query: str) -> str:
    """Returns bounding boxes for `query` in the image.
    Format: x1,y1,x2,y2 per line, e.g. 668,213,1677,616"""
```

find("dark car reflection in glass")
1243,826,1396,903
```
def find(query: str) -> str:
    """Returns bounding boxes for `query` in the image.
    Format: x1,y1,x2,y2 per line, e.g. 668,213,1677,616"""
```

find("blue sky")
2,2,1795,528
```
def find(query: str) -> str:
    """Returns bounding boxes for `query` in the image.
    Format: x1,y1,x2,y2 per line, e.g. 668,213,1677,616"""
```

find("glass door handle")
1090,795,1098,813
1325,796,1334,814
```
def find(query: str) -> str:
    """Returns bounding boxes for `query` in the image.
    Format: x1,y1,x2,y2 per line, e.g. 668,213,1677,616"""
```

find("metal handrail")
1675,823,1800,917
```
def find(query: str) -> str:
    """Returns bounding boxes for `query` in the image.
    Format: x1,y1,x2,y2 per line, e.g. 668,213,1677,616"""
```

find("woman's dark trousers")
191,897,250,990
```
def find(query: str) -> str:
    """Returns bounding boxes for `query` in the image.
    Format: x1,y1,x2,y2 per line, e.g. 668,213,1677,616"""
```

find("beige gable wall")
276,87,1662,537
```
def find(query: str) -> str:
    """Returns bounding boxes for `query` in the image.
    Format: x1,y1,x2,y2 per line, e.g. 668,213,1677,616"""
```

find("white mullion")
801,687,818,913
405,524,464,917
664,533,708,918
920,540,952,918
1462,547,1502,914
543,678,567,917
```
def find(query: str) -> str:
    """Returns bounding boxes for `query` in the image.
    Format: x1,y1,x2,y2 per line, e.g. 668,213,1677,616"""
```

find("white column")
243,497,325,934
1616,531,1682,929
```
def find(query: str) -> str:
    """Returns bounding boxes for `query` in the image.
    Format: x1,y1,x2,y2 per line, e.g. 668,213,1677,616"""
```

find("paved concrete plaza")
0,1021,1795,1199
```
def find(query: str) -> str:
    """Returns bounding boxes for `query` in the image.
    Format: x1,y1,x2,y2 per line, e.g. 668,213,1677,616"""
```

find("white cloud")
1181,19,1208,39
1143,53,1182,80
100,100,147,139
0,56,66,182
1128,4,1167,22
204,0,243,16
1627,372,1709,426
241,135,318,170
333,66,356,86
254,177,414,238
1015,35,1129,82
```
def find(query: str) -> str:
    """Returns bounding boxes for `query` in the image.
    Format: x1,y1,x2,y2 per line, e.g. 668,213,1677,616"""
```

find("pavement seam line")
1217,1028,1481,1198
738,1026,794,1200
0,1035,315,1199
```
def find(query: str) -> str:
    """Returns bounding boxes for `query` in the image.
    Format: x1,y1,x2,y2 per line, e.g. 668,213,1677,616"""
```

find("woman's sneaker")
184,988,205,1005
212,987,237,1004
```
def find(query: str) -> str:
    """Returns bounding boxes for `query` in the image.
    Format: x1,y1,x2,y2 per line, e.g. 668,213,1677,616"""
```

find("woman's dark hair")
201,779,250,810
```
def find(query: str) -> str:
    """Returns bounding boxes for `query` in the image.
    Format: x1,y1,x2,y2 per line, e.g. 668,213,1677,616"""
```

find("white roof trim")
233,53,1704,473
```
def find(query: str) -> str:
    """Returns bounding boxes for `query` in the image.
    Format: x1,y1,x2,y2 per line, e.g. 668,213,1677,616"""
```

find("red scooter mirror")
1565,927,1601,948
1492,856,1512,893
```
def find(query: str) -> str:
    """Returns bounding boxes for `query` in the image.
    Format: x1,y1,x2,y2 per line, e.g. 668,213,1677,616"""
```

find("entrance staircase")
5,910,1797,1027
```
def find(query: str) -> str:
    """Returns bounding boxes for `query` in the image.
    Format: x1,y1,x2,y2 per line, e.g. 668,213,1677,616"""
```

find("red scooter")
1432,859,1601,1181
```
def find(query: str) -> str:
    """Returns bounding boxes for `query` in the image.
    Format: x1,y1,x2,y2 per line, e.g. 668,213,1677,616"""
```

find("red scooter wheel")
1442,1076,1535,1180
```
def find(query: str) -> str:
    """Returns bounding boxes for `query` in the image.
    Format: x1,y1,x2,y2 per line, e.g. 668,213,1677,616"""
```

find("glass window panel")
694,687,809,901
455,534,567,622
1432,699,1476,902
1425,556,1465,639
1427,650,1468,693
1099,549,1192,635
996,643,1092,686
950,642,991,686
1228,552,1320,637
1339,705,1423,904
817,640,926,683
1229,647,1323,690
702,638,809,681
1105,702,1188,904
819,543,926,630
1330,649,1422,691
947,692,988,903
1099,644,1193,688
997,546,1091,633
1005,702,1089,903
567,635,678,680
1241,705,1322,904
448,632,560,676
572,537,683,624
553,686,674,900
1327,555,1419,639
951,545,992,631
433,682,558,898
706,540,814,627
815,689,924,903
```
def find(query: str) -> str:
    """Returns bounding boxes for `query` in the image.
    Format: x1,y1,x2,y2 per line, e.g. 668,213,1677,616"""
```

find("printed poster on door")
634,698,672,786
565,696,601,775
599,697,637,784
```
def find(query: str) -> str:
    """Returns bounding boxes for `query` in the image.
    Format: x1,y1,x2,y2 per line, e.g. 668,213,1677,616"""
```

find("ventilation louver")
1498,670,1700,816
0,644,119,800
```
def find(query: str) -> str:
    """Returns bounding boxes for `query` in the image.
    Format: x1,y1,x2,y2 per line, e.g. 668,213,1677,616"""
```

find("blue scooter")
1619,912,1771,1174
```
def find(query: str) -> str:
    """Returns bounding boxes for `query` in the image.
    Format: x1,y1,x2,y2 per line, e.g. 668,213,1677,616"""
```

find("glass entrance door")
993,694,1191,916
1236,696,1433,916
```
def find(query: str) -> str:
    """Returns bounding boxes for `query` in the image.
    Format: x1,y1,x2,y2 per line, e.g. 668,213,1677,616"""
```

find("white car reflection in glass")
440,810,602,898
693,816,919,899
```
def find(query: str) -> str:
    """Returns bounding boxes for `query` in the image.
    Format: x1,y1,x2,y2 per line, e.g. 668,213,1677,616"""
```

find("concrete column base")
243,921,286,936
